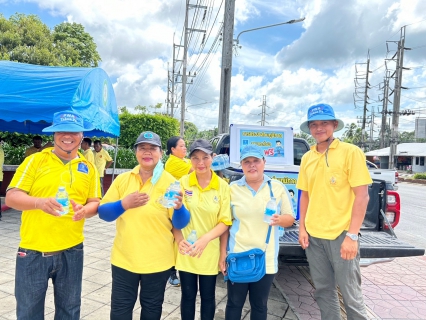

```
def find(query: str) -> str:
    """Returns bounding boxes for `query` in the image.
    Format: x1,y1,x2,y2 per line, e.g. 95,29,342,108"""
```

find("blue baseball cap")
240,145,264,161
300,103,344,134
42,111,94,133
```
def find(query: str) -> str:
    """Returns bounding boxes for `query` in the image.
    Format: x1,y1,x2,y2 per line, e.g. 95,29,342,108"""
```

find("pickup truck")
366,160,399,190
211,128,425,266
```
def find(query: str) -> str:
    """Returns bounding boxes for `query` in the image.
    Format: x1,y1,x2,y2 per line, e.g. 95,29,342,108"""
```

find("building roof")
365,143,426,157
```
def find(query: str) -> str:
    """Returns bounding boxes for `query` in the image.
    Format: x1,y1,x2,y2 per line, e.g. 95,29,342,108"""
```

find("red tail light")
385,190,400,229
395,171,399,184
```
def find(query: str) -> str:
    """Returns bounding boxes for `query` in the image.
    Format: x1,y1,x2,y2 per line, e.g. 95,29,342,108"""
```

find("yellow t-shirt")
0,146,4,181
24,146,41,157
100,165,177,273
82,149,95,165
296,139,373,239
165,155,192,179
176,171,232,275
94,148,113,177
230,177,294,274
8,148,101,251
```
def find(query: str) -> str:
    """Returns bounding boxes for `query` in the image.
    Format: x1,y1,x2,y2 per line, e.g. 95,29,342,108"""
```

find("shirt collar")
189,170,220,190
310,138,340,152
236,174,270,186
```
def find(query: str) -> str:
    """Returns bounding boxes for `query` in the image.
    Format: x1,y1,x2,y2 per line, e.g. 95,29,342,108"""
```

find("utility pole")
389,26,406,169
258,95,269,126
218,0,236,134
379,70,390,148
361,55,371,150
180,1,206,135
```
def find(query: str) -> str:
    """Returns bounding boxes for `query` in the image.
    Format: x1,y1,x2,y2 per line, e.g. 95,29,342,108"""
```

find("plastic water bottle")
163,181,181,208
263,197,277,223
211,154,230,171
187,230,197,244
56,186,69,215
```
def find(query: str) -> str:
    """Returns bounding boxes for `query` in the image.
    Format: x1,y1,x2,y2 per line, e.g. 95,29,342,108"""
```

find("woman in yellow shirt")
173,139,232,320
164,136,193,286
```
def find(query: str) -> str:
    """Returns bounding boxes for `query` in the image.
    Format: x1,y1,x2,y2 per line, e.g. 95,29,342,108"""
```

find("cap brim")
189,147,212,156
240,152,264,160
134,141,162,147
300,117,344,134
42,120,94,132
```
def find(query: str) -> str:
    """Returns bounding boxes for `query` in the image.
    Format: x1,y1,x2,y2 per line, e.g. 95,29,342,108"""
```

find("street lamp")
218,17,305,134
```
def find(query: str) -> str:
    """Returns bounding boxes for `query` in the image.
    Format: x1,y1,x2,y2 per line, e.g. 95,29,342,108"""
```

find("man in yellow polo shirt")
6,111,101,320
81,137,95,165
296,104,372,320
94,139,113,195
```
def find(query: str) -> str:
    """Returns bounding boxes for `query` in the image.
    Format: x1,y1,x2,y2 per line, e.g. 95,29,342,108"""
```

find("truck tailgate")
279,226,425,264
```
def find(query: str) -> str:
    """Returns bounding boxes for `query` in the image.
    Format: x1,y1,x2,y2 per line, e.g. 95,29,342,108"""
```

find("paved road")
393,182,426,251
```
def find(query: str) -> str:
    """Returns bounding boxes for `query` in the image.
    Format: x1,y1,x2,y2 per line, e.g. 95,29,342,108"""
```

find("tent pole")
112,137,119,182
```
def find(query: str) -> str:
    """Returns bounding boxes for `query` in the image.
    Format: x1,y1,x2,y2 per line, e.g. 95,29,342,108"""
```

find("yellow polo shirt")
165,155,192,179
94,148,112,177
176,171,232,275
296,139,372,239
8,148,101,251
82,149,95,165
24,146,42,157
101,165,176,273
229,176,294,274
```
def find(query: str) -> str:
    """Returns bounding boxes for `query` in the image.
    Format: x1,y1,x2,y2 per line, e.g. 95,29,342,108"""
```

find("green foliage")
294,132,315,146
118,113,179,149
184,121,198,142
342,123,364,146
196,128,218,140
0,13,101,67
0,132,52,148
107,148,138,169
2,142,26,165
413,173,426,180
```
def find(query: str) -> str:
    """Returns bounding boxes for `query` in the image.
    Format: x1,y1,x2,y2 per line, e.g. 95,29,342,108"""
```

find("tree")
0,13,101,67
184,121,198,142
294,132,315,146
342,123,364,146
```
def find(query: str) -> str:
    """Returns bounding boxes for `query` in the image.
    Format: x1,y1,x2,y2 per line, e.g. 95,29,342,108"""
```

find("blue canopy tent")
0,60,120,138
0,60,121,180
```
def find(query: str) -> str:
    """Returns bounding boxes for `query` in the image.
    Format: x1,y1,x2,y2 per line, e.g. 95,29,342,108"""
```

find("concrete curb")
399,177,426,185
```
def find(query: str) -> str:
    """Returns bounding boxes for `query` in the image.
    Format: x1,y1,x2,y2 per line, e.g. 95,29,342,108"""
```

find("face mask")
152,160,164,185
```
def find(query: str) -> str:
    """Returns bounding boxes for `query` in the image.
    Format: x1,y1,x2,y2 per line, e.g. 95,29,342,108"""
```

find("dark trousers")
110,264,171,320
225,273,275,320
179,271,217,320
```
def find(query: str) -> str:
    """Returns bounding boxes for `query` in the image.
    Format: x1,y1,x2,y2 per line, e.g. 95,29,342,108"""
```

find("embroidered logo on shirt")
213,196,219,203
330,176,336,185
77,163,89,174
184,189,193,196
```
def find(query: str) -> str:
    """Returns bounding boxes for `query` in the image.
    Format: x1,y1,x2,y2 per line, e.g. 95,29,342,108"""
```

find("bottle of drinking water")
56,186,69,215
163,181,180,208
187,230,197,244
263,197,277,223
211,154,230,171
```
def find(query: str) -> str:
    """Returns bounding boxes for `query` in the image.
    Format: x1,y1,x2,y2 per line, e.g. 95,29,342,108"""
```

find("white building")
365,143,426,173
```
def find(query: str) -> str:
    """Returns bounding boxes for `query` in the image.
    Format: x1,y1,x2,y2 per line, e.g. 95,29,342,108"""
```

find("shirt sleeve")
296,153,309,191
348,147,373,187
100,174,122,204
104,149,113,162
218,182,232,226
8,154,38,192
87,162,101,199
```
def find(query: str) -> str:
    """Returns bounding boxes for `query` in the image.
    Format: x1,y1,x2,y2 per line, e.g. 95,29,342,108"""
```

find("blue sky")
2,0,426,137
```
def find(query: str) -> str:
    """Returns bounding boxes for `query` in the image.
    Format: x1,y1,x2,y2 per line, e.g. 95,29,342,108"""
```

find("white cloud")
7,0,426,136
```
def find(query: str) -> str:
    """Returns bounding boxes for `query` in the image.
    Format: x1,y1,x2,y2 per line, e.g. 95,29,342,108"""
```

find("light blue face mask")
152,160,164,185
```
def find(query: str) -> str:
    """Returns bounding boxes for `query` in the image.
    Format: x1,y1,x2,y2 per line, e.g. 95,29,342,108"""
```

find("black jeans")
179,271,217,320
110,264,171,320
225,273,275,320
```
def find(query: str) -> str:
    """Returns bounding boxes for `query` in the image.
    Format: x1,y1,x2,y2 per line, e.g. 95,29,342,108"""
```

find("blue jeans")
15,243,84,320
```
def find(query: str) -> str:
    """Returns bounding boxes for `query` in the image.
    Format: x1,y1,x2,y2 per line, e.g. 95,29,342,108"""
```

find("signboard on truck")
229,124,294,166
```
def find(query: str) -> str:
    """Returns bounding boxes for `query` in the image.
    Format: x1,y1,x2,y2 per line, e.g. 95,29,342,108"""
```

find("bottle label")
56,198,69,215
265,208,276,216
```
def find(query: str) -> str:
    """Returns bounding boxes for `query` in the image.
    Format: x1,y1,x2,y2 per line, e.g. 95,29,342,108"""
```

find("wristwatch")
346,232,359,241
